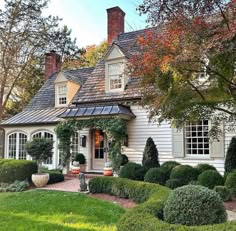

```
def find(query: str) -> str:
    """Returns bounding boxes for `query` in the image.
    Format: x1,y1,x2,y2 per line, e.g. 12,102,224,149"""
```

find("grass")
0,190,125,231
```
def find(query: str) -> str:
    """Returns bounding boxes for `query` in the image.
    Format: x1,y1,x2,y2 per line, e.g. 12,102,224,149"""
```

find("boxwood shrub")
198,170,224,189
225,170,236,195
163,185,227,226
0,159,37,183
165,179,184,189
89,176,236,231
119,162,146,181
161,161,180,178
214,186,232,202
170,165,199,185
195,163,217,174
144,167,169,185
41,169,64,184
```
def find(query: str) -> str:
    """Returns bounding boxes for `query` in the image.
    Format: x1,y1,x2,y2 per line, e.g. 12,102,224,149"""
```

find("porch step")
65,172,103,179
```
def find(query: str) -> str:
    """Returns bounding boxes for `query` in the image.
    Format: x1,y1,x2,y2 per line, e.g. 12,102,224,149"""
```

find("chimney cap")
106,6,125,16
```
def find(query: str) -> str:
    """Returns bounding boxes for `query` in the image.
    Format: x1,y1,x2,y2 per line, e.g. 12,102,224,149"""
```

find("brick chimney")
107,6,125,45
45,50,61,80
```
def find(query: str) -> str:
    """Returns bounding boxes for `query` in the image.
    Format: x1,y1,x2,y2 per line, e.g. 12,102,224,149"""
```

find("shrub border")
88,177,236,231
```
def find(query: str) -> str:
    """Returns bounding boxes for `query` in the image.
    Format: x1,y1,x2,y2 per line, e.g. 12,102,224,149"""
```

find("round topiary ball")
161,161,180,179
165,179,183,189
163,185,227,226
214,186,232,202
119,162,146,181
225,171,236,196
198,170,224,189
195,163,217,174
144,167,169,185
170,165,199,185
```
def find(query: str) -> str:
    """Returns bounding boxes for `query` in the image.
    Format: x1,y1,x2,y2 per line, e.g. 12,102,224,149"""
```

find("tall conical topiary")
142,137,160,170
225,136,236,173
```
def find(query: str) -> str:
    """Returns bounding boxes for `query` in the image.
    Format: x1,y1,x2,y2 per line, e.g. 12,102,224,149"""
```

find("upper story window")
109,62,124,90
58,84,67,105
185,120,209,156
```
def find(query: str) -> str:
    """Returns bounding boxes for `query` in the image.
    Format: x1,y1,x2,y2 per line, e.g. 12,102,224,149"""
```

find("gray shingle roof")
25,67,94,111
1,28,154,126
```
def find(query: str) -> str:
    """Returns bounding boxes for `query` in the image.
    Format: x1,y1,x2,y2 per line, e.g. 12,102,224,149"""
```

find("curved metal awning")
59,104,135,120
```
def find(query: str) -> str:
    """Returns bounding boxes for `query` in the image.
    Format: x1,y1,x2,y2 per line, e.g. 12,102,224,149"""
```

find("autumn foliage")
130,0,236,130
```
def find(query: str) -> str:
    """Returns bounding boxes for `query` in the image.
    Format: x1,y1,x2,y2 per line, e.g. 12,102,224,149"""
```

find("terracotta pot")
103,167,113,176
71,166,80,174
32,173,49,187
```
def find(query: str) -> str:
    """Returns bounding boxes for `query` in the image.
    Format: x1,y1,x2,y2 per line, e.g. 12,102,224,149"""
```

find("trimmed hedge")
144,167,169,185
214,186,232,202
170,165,199,185
195,163,217,174
198,170,224,189
119,162,146,181
0,159,37,183
163,185,227,226
89,176,236,231
165,179,184,189
161,161,180,178
41,169,64,184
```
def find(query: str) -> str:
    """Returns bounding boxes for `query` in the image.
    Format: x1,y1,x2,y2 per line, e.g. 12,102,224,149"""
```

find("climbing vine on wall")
55,117,127,172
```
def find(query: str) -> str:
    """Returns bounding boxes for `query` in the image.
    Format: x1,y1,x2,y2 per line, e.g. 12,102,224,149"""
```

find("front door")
92,129,107,170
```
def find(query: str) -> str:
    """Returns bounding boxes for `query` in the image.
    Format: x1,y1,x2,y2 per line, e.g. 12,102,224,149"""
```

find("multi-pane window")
94,130,104,159
185,120,209,155
109,62,124,90
8,132,27,160
58,85,67,105
32,131,53,164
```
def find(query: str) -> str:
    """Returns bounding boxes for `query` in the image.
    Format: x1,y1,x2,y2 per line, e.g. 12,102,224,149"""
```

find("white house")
0,6,232,173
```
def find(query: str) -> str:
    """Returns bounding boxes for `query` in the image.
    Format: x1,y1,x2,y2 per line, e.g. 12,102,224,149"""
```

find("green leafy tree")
130,0,236,134
225,136,236,173
25,138,53,174
0,0,82,119
142,137,160,170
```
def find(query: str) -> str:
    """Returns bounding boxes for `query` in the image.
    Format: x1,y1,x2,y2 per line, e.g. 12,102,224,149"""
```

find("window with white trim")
58,84,67,105
32,131,54,164
185,120,209,155
108,62,124,90
8,132,27,160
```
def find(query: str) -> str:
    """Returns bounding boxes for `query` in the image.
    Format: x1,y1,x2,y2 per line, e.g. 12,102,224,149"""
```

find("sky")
0,0,148,48
43,0,148,47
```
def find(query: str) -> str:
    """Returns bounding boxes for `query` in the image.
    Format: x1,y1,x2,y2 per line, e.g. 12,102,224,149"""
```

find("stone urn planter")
32,173,49,187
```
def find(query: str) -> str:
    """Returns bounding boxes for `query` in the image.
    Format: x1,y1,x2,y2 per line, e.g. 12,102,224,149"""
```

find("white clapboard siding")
123,105,173,164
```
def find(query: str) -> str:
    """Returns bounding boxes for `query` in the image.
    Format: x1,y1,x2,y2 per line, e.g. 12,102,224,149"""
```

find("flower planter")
71,166,80,175
103,167,113,176
32,173,49,187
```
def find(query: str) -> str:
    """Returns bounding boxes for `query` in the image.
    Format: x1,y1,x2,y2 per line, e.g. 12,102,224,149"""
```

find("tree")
142,137,160,170
131,0,236,134
25,137,53,174
0,0,82,120
225,136,236,173
62,41,108,69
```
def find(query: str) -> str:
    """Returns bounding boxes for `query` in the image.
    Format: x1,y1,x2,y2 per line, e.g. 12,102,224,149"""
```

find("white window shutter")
172,128,184,158
210,124,224,158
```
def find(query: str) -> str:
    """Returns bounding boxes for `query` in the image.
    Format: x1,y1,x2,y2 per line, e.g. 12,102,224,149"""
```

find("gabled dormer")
54,72,81,107
104,44,128,93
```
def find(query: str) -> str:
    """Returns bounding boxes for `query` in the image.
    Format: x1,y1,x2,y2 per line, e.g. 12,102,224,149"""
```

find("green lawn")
0,190,125,231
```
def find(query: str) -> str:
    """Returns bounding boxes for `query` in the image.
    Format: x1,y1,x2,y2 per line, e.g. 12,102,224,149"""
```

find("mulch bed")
224,197,236,212
89,193,137,209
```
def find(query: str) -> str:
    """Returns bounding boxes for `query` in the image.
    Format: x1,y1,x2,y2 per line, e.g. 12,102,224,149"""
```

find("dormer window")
109,62,124,90
58,84,67,105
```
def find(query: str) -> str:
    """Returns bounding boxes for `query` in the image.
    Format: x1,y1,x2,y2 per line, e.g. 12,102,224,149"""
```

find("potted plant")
25,137,53,187
74,153,86,172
